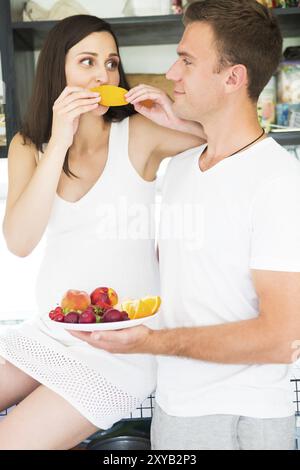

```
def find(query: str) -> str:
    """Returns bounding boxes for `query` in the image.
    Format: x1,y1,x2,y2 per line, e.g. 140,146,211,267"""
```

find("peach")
90,287,118,311
61,289,91,313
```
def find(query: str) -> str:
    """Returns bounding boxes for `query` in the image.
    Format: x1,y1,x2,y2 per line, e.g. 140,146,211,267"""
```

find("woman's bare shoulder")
8,132,39,166
128,113,164,152
128,114,158,147
129,113,156,131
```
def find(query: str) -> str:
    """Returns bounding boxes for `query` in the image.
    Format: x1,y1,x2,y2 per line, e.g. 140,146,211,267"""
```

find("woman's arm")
3,86,100,257
126,84,206,143
2,134,67,257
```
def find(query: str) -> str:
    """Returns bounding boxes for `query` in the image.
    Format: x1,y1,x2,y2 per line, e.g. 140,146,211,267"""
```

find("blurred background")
0,0,299,328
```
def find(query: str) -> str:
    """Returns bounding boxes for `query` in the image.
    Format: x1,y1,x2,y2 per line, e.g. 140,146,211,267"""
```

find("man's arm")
70,271,300,364
153,270,300,364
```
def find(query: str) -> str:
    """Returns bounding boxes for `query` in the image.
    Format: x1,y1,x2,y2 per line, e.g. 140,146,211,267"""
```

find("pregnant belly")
35,238,160,313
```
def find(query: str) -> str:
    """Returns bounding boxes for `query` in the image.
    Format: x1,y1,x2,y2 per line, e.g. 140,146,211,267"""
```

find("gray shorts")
151,404,296,450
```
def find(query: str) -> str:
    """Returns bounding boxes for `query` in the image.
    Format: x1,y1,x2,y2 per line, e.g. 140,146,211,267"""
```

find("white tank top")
35,117,160,314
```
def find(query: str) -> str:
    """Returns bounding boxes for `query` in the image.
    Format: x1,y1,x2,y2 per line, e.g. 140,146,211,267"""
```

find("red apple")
61,289,91,313
90,287,118,311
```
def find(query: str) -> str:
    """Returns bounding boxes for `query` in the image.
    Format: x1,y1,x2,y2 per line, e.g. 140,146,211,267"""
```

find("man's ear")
225,64,248,92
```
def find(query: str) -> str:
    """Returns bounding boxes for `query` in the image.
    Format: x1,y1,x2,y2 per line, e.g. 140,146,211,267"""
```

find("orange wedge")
121,296,161,320
90,85,154,108
90,85,128,107
120,299,137,320
132,299,149,319
140,296,161,315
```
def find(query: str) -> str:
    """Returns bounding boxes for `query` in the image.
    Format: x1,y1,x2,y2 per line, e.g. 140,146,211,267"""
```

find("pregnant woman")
0,15,204,449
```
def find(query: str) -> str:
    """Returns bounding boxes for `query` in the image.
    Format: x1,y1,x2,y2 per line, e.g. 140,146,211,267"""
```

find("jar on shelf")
123,0,171,16
171,1,183,14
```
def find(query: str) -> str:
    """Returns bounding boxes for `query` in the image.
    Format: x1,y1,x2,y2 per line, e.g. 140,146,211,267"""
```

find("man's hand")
68,325,154,354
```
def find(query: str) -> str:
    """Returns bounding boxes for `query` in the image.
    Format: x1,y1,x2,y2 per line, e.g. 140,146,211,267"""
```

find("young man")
72,0,300,450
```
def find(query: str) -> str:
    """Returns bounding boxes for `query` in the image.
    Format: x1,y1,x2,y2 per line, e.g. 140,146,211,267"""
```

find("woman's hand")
125,84,181,130
50,86,101,149
125,84,206,139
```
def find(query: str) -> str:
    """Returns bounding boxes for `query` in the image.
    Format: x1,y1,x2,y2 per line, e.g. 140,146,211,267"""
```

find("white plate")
44,312,159,331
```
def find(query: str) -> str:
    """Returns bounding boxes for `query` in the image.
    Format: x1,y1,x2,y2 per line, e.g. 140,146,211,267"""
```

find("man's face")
167,22,227,122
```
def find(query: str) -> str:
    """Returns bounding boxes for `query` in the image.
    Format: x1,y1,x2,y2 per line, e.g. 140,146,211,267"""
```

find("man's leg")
151,404,240,450
237,415,296,450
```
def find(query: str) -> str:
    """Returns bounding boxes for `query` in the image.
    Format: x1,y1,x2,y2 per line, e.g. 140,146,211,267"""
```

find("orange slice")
90,85,128,107
90,85,154,108
120,299,137,320
121,296,161,320
140,296,161,315
132,299,149,319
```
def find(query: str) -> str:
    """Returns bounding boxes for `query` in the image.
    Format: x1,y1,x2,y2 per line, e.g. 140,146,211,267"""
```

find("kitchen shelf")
269,130,300,146
12,15,185,49
273,7,300,37
10,8,300,50
1,0,300,148
0,146,7,159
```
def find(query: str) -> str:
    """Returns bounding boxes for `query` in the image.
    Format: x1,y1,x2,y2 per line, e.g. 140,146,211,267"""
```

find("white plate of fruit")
45,286,161,331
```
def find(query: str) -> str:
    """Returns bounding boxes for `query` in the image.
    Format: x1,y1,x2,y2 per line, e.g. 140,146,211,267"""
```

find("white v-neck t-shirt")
157,137,300,419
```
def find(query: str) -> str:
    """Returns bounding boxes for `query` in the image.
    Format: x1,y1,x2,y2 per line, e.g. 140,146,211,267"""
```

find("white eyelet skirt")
0,317,157,430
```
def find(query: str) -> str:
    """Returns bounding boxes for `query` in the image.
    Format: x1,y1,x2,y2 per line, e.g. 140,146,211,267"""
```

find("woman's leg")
0,355,40,411
0,384,98,449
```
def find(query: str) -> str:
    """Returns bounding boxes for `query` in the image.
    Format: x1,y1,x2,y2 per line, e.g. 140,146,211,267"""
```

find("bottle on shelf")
0,96,6,147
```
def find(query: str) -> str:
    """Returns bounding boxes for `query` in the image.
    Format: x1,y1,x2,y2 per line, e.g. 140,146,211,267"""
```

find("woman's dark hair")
184,0,283,102
20,15,136,178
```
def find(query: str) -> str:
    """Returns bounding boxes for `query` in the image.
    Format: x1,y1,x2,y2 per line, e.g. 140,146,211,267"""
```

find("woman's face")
65,31,121,116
